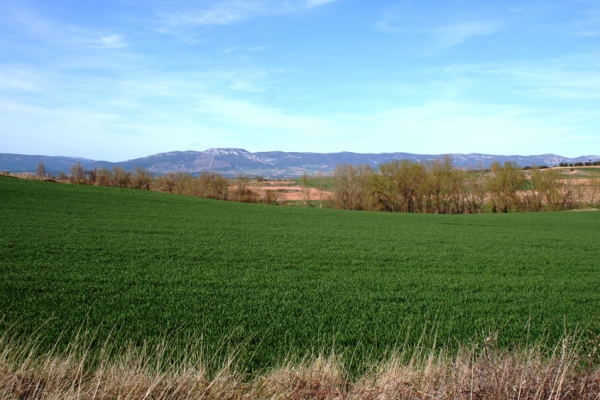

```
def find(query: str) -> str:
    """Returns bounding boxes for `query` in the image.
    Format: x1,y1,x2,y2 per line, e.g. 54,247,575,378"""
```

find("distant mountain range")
2,149,600,178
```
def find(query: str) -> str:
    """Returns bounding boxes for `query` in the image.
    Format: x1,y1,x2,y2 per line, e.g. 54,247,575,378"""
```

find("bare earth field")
250,181,333,202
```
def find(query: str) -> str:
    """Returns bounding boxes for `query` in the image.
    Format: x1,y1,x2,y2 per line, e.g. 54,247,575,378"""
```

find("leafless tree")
198,172,229,200
36,161,46,178
300,172,313,207
96,168,113,186
424,156,453,213
156,172,180,193
131,167,153,190
70,162,85,184
394,160,427,213
589,174,600,206
111,166,131,187
314,170,325,209
85,169,98,185
486,162,525,212
464,165,487,214
373,161,402,212
331,164,376,210
232,174,257,202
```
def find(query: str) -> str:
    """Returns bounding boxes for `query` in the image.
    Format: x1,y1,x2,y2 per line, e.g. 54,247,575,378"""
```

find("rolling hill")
2,148,599,177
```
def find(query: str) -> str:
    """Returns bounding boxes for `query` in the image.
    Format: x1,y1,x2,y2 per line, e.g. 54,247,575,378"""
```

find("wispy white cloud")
219,46,240,55
332,100,582,156
458,54,600,100
0,62,596,158
248,45,267,51
376,5,501,48
0,99,124,158
0,66,42,92
306,0,337,8
440,60,463,77
164,2,263,26
224,70,270,92
1,5,126,50
569,8,600,37
503,3,600,38
431,20,502,48
219,45,267,55
374,8,404,34
91,34,126,49
161,0,336,28
199,96,329,133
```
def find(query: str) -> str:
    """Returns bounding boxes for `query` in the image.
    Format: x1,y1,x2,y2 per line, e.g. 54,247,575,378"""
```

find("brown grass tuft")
0,328,598,399
258,354,347,399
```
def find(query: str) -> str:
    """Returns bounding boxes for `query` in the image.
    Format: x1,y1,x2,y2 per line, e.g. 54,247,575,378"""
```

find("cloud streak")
306,0,338,8
431,20,502,48
460,54,600,101
161,0,337,27
376,5,501,48
0,5,126,50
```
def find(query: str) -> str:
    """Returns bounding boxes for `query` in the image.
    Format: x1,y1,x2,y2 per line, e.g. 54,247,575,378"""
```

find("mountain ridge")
2,149,600,178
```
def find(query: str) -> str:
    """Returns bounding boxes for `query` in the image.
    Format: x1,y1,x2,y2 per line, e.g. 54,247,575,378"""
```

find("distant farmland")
1,176,599,373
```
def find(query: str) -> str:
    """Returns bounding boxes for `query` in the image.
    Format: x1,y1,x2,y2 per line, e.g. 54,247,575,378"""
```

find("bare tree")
260,188,278,205
300,172,313,207
170,172,189,194
331,164,376,210
424,156,453,213
70,162,85,184
446,168,466,214
486,162,525,212
182,174,201,197
573,178,586,209
373,161,402,212
232,174,257,202
112,166,131,187
131,167,153,190
198,172,229,200
96,168,113,186
36,161,46,178
314,170,325,209
85,169,98,185
395,160,427,213
538,168,572,211
589,174,600,207
156,172,179,193
463,164,487,214
331,164,356,210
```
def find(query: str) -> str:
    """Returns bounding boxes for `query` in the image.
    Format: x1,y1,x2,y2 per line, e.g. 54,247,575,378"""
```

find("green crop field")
1,176,599,373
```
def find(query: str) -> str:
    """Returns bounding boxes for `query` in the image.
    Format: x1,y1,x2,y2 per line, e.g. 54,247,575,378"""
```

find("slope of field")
1,177,599,372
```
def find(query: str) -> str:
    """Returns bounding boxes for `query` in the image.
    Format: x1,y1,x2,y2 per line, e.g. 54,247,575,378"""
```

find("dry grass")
0,329,598,400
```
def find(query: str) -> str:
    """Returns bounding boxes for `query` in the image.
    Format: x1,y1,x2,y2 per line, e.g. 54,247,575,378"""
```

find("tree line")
36,162,279,205
558,161,600,167
34,158,600,212
329,157,600,213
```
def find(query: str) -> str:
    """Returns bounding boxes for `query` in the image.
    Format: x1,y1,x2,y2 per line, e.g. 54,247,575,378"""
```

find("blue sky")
1,0,599,161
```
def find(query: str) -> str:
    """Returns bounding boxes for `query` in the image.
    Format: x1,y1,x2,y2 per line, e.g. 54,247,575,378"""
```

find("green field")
1,176,599,372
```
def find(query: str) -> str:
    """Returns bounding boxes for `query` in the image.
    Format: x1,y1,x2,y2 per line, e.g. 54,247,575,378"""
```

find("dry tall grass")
0,328,598,400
